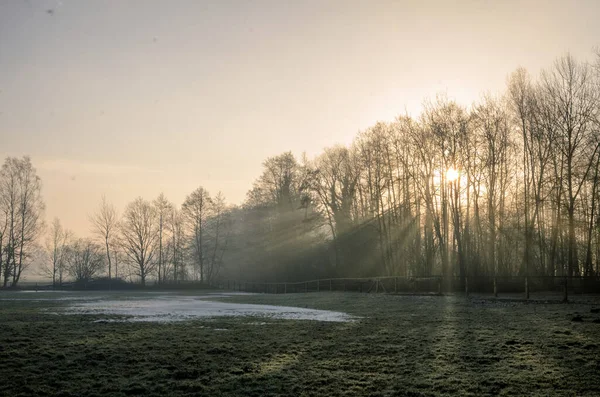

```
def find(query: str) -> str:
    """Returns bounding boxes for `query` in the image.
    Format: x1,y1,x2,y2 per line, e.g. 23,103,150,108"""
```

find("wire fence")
218,275,600,298
11,275,600,301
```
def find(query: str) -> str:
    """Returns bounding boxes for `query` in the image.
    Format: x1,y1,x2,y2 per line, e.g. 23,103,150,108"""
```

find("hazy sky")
1,0,599,237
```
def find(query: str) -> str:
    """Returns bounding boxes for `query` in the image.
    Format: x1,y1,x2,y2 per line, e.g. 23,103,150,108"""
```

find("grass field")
1,291,600,396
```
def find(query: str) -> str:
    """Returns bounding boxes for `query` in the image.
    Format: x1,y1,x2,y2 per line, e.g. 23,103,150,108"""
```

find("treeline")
227,52,600,284
44,191,231,287
0,156,232,287
1,51,600,287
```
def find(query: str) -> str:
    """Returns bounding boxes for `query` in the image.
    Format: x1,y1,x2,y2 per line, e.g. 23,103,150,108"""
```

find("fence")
220,277,443,295
219,275,600,299
10,275,600,300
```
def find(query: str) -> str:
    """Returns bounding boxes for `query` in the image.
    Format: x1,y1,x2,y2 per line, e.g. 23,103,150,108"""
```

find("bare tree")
182,187,212,282
0,156,44,287
247,152,299,212
541,55,600,277
153,193,172,284
309,146,358,268
166,206,186,282
90,196,118,281
109,234,122,279
472,94,513,292
204,192,230,283
120,197,158,286
44,218,71,288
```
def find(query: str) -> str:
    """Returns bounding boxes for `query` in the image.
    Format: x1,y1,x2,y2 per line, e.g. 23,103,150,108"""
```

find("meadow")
1,290,600,396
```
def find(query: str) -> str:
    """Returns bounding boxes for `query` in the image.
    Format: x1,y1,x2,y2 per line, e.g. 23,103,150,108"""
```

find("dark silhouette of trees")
65,238,104,284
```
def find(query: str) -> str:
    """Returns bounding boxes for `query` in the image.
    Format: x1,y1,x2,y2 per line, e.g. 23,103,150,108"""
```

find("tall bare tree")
0,156,44,287
204,192,230,283
90,196,118,281
44,218,71,288
541,55,600,277
153,193,172,284
182,187,212,282
166,206,186,282
120,197,158,286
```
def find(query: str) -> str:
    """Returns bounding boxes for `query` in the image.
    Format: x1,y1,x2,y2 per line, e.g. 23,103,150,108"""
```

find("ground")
1,291,600,396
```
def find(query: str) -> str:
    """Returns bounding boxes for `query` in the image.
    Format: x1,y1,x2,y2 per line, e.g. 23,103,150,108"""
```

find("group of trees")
224,51,600,285
2,51,600,288
43,190,232,287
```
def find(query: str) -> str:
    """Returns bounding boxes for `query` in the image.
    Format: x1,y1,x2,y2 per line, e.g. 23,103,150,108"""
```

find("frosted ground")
2,290,600,396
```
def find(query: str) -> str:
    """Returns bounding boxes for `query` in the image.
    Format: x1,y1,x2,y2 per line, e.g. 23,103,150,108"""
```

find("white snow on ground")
0,295,104,301
64,294,356,323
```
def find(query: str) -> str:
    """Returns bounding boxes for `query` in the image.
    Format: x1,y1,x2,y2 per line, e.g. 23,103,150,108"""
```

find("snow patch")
65,295,356,323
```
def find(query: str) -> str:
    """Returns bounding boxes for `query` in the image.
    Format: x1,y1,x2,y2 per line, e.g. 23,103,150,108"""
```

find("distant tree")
204,192,231,283
120,197,158,286
182,187,212,282
109,234,123,279
89,196,118,281
65,238,104,284
44,218,71,288
166,206,186,282
153,193,172,284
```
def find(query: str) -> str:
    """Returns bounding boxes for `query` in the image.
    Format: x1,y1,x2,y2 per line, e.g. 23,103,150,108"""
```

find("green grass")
1,291,600,396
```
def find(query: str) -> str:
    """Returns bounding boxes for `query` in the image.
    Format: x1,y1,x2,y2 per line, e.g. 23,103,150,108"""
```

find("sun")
446,167,459,182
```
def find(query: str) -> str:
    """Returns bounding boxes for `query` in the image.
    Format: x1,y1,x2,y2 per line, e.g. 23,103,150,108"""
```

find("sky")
1,0,599,238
